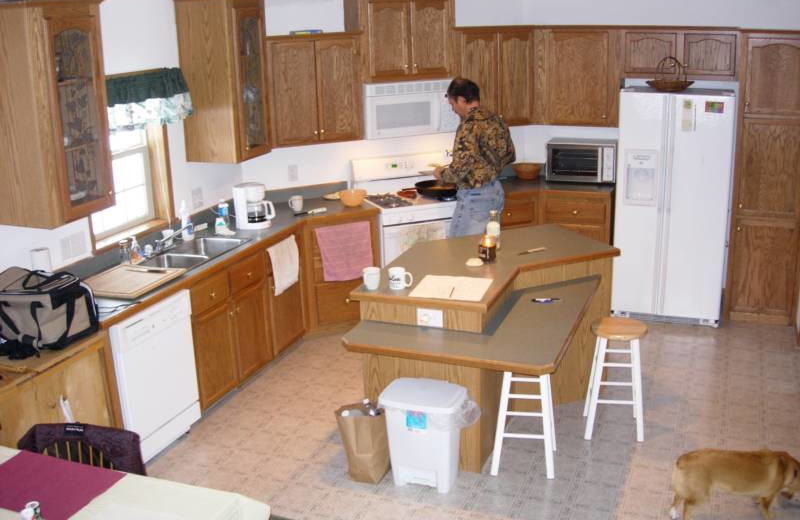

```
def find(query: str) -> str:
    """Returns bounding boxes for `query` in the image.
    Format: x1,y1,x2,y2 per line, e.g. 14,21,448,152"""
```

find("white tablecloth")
0,446,269,519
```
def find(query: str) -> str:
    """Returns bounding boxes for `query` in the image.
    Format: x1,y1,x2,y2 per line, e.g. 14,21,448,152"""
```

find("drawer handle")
572,210,579,215
345,297,351,304
737,226,741,232
229,310,236,317
313,130,318,135
601,114,607,119
744,101,750,112
738,203,743,209
506,212,512,217
246,271,252,279
210,291,216,300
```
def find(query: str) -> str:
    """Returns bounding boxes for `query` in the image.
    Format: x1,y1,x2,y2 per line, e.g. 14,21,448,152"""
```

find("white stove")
352,152,456,266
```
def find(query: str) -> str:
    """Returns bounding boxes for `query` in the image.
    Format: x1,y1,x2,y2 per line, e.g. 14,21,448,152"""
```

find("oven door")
381,219,451,266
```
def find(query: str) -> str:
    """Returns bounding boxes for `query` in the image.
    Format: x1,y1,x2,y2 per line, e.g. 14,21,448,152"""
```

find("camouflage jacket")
440,106,516,188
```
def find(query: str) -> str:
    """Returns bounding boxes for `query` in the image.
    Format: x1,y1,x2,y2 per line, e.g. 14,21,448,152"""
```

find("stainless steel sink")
139,237,250,271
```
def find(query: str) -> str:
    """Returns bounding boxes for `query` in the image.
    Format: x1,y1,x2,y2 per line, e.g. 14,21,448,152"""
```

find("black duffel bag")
0,267,98,359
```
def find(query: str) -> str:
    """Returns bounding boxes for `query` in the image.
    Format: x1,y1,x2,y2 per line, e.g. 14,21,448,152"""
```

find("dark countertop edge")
500,176,615,194
342,276,599,375
97,203,378,328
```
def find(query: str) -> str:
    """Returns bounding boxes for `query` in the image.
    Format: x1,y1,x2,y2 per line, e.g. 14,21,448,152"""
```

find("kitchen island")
342,224,619,472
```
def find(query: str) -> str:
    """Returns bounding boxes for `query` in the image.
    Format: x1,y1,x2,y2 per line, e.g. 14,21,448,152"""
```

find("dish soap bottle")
129,237,144,264
486,209,501,250
179,200,194,241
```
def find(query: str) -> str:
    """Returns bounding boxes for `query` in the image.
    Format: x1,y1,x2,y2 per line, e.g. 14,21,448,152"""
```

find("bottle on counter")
486,209,501,250
118,238,131,265
179,200,194,241
129,237,144,264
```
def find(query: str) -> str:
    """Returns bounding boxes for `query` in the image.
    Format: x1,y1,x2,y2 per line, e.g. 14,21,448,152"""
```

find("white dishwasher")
108,289,201,462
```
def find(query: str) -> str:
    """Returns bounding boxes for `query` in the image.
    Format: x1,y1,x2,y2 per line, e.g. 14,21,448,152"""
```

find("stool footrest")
599,381,633,387
510,376,542,384
503,433,546,440
605,348,631,354
597,399,635,405
602,362,633,368
507,411,543,418
509,393,542,400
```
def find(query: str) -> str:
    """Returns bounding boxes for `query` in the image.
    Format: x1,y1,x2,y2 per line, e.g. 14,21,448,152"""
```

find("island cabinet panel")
540,191,613,244
0,1,114,228
623,30,737,79
302,210,380,330
344,0,454,82
743,34,800,118
0,333,117,448
457,27,534,126
174,0,271,163
538,29,621,127
267,34,362,147
190,253,272,410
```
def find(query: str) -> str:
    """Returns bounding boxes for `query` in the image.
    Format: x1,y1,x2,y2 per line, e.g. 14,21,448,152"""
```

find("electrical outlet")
191,187,203,209
288,164,299,182
416,308,443,328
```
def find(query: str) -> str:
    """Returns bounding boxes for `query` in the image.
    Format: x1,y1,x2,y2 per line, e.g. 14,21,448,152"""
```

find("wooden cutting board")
85,264,186,299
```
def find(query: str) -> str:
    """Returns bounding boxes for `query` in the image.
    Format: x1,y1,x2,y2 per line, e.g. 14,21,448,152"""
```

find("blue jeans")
448,179,505,238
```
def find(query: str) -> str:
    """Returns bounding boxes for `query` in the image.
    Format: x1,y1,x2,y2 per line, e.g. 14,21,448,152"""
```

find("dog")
669,449,800,519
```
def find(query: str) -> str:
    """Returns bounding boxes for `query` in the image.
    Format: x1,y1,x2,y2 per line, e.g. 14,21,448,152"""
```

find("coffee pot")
232,182,275,230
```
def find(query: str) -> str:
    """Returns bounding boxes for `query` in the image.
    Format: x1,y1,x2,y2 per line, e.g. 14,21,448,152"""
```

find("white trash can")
379,378,480,493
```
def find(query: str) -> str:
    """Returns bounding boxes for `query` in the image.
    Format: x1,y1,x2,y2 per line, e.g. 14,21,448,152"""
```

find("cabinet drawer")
543,196,607,225
190,271,230,315
229,253,265,294
501,198,535,227
315,280,361,325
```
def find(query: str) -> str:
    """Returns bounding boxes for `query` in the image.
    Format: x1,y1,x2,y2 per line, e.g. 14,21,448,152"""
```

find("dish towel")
314,221,373,281
267,234,300,296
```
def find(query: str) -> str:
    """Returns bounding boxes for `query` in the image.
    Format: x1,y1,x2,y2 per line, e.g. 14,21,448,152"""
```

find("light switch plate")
416,308,443,328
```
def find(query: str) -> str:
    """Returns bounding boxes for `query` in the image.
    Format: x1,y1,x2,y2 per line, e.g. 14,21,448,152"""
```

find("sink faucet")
154,223,193,254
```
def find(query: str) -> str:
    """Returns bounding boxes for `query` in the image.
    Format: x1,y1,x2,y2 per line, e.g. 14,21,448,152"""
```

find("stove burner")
366,193,412,209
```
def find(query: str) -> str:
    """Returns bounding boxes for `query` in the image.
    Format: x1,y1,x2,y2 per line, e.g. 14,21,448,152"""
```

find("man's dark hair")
447,77,480,103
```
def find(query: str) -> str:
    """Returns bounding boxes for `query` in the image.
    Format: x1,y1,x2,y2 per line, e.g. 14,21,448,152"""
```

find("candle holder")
478,234,496,262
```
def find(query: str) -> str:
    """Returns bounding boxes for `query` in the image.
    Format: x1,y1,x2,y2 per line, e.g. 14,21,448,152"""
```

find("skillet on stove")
414,180,457,199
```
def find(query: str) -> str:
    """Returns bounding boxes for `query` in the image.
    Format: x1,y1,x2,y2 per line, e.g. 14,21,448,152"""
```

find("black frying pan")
415,180,457,199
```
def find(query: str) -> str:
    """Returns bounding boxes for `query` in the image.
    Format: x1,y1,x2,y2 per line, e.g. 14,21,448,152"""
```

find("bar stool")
583,316,646,442
490,371,556,479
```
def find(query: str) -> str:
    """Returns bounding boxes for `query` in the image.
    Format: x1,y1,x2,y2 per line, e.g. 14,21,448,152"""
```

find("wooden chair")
17,423,146,475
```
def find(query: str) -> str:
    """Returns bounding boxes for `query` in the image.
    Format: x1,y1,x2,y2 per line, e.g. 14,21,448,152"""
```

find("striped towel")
314,221,373,281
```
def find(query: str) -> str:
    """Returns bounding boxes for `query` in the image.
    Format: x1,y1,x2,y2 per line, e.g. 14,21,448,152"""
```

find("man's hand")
431,166,445,181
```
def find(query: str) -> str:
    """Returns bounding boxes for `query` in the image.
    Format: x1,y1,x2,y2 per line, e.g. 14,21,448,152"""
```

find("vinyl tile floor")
147,321,800,520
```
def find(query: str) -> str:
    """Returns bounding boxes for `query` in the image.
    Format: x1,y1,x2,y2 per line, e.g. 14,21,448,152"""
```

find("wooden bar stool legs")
583,317,646,442
490,371,556,479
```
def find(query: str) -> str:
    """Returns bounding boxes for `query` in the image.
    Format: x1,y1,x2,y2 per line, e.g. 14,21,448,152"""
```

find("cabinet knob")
236,306,241,314
736,226,741,232
246,145,252,151
413,63,418,68
738,203,743,209
345,297,351,304
313,130,318,135
246,271,252,279
506,212,512,217
601,114,607,119
210,291,216,300
404,64,409,70
320,129,325,134
108,190,113,196
744,101,750,112
229,310,236,317
572,209,579,215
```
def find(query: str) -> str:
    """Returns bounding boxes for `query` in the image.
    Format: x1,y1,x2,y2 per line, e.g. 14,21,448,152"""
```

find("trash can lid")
378,378,468,414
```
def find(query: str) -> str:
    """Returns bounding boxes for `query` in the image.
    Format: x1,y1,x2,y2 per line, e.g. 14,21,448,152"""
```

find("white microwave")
363,79,461,139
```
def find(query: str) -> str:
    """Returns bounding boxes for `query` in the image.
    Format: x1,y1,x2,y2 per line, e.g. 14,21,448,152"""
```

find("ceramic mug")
388,266,413,290
289,195,304,213
362,266,380,290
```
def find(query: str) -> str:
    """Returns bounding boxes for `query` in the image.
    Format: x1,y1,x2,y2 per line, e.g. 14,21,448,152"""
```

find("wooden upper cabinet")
267,34,361,147
744,34,800,118
0,1,114,228
544,29,618,127
174,0,270,163
457,27,533,126
623,30,737,79
344,0,453,82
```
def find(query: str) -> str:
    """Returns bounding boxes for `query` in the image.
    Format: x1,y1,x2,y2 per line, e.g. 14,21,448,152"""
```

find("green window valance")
106,68,193,131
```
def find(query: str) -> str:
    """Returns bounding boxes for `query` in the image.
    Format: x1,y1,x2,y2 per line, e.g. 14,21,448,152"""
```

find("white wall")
266,0,344,35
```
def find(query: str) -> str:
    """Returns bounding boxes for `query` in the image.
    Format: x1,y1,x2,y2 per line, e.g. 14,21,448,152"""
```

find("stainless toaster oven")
545,138,617,184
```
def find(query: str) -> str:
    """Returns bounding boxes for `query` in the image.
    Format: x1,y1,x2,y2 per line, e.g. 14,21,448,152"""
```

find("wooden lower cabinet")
191,302,238,410
540,190,613,244
231,282,271,381
0,333,116,448
501,191,538,228
268,273,306,356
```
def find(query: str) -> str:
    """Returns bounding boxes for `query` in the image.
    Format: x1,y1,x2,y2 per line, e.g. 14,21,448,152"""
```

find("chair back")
17,423,146,476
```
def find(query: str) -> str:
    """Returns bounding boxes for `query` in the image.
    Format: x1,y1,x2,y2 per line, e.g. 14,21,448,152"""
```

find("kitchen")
1,0,800,519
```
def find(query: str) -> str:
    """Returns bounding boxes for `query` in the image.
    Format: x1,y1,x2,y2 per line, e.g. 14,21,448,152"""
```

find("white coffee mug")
388,266,413,290
289,195,304,212
362,266,380,290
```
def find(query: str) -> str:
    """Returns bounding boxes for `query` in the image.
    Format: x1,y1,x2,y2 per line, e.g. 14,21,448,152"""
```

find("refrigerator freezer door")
612,91,669,315
660,93,736,321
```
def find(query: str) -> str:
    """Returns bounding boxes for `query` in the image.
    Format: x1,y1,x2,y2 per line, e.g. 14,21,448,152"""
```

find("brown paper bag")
335,403,390,484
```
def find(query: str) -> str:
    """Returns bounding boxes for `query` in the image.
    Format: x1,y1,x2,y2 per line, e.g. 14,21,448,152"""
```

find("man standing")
433,77,515,237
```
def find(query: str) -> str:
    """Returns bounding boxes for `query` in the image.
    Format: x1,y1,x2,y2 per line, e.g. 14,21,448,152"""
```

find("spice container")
478,234,496,262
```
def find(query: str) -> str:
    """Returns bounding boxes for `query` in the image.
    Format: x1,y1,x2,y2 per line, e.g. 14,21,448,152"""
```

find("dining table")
0,446,269,519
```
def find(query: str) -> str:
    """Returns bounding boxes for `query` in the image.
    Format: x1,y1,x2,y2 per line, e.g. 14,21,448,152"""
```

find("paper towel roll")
30,247,52,272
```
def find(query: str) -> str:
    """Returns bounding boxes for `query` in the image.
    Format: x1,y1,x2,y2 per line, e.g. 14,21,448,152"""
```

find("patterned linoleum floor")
147,321,800,520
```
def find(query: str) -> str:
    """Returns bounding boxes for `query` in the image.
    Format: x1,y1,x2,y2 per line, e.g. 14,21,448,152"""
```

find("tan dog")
669,449,800,519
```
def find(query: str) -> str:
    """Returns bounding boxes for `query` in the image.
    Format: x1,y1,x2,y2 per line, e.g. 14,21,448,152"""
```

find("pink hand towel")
315,221,373,281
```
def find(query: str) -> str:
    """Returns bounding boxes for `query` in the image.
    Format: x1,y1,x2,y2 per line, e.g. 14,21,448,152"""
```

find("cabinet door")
736,120,800,218
541,191,611,243
624,31,677,76
683,32,736,78
232,282,271,381
0,382,38,448
47,15,114,222
409,0,449,77
498,29,533,126
268,40,319,146
501,193,537,228
192,304,238,410
316,38,362,142
459,30,498,114
268,274,306,356
744,36,800,117
368,1,410,79
233,6,270,160
547,30,611,126
316,280,362,325
728,218,799,323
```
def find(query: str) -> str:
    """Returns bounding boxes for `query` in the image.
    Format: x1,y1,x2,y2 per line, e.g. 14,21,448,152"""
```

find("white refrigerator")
611,87,736,326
